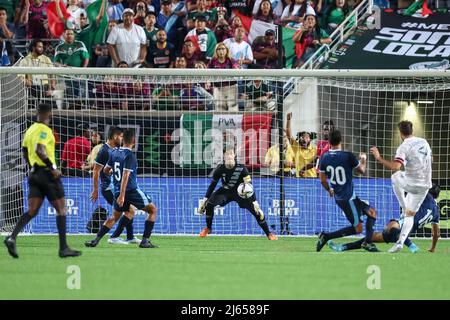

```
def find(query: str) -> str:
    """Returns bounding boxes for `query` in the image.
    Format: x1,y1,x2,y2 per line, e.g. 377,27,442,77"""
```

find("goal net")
0,68,449,238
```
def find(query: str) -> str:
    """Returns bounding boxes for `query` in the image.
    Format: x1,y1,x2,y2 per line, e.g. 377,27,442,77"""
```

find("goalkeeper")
198,149,278,240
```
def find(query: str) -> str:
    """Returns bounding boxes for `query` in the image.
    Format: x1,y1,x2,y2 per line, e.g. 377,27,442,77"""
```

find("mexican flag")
180,113,274,168
85,0,108,53
47,1,71,38
404,0,433,17
235,12,297,68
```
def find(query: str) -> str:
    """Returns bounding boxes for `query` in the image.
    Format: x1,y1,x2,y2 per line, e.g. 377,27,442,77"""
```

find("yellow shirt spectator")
265,144,295,174
22,122,56,167
293,143,317,178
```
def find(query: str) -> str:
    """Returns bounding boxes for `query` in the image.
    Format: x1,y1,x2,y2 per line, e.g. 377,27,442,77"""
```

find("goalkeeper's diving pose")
198,149,278,240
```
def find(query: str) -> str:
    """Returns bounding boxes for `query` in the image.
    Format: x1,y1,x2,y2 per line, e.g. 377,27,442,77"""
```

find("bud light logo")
48,199,79,215
268,199,300,216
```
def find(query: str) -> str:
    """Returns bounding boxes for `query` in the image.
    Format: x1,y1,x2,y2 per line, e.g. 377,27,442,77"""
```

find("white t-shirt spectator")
252,0,284,17
107,23,147,65
67,5,86,30
281,3,315,20
223,38,253,69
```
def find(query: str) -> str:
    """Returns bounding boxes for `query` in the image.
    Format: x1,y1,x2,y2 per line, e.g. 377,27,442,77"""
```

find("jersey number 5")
326,166,346,185
114,162,121,182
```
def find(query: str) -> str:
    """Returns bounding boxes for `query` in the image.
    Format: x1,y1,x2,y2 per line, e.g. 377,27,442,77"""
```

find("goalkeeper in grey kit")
198,149,278,240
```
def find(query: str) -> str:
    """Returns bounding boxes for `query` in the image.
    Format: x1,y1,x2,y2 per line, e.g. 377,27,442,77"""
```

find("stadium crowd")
2,0,449,110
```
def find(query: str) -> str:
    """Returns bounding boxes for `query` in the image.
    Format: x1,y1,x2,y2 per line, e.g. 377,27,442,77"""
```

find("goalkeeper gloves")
252,201,265,221
198,197,208,214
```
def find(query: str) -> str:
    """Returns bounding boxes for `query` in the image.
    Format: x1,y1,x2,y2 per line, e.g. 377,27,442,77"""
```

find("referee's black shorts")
28,166,65,201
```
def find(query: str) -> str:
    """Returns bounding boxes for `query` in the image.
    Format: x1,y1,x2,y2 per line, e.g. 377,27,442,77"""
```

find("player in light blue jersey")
89,126,139,245
85,129,158,249
329,184,441,253
317,130,379,252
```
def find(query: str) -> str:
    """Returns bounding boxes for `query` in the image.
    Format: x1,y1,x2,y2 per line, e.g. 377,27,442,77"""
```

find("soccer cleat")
126,236,141,244
84,239,99,247
316,232,328,252
328,240,344,252
361,242,380,252
199,227,211,237
388,243,403,253
408,243,419,253
4,236,18,259
59,247,82,258
267,233,278,241
139,240,158,248
108,237,128,245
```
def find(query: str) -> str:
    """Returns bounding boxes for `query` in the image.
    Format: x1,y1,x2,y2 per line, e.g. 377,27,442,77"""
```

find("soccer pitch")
1,235,450,300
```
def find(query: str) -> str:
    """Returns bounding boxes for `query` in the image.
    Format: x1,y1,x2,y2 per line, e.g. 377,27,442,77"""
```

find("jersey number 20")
326,166,346,185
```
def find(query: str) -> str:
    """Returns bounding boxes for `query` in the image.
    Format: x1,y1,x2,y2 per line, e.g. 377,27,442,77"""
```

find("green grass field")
1,235,450,300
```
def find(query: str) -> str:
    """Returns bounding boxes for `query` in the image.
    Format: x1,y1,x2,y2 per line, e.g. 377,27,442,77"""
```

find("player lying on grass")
85,129,158,249
317,130,379,252
198,149,278,240
328,184,441,253
90,125,140,245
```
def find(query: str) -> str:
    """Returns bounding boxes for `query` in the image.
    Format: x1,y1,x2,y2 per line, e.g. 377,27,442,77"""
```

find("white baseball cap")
122,8,134,17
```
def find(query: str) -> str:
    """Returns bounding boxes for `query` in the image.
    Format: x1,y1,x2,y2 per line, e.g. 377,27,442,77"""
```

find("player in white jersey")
370,120,432,253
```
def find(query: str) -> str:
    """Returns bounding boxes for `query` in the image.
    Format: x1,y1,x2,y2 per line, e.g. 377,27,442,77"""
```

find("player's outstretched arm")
355,152,367,175
370,147,402,171
429,223,440,252
22,147,31,168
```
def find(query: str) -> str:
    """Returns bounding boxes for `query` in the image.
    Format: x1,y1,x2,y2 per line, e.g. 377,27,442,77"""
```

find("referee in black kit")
4,103,81,259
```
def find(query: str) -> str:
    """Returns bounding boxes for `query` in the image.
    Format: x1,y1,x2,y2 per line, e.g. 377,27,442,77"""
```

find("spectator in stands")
134,1,149,26
0,1,20,24
182,38,202,67
252,29,279,69
286,112,318,178
252,0,283,19
316,119,334,171
157,0,185,52
146,29,175,67
292,13,331,68
144,11,159,48
214,15,233,43
21,0,50,40
0,6,15,66
281,0,315,28
226,0,252,16
241,79,276,111
19,39,56,109
264,134,295,176
320,0,352,33
107,8,147,66
223,27,253,68
187,0,215,30
82,130,103,172
192,60,215,110
293,131,317,178
253,0,276,23
95,19,118,67
54,28,90,108
185,14,217,60
157,0,173,28
208,42,239,111
107,0,125,21
66,0,87,30
143,0,156,12
61,123,92,177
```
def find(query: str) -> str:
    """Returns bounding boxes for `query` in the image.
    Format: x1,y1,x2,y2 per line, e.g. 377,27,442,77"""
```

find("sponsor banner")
27,177,406,235
323,11,450,69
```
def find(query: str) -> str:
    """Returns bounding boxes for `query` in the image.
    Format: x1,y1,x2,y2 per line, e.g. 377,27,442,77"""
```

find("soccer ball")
237,183,254,199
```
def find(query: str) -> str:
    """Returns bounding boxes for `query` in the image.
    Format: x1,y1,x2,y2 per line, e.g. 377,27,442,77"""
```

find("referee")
4,103,81,258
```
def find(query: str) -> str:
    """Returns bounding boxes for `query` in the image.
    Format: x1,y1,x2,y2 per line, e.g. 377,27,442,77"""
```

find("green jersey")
54,41,90,67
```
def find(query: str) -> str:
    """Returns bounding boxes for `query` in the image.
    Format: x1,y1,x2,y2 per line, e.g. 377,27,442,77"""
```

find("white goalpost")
0,68,449,238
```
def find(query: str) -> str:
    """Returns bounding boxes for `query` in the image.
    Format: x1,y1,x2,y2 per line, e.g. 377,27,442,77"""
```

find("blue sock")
111,215,130,238
365,217,375,244
327,226,356,240
126,218,134,240
404,237,413,247
143,220,155,240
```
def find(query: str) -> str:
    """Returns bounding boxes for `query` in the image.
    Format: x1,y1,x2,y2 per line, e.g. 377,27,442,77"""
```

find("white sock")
397,216,414,246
